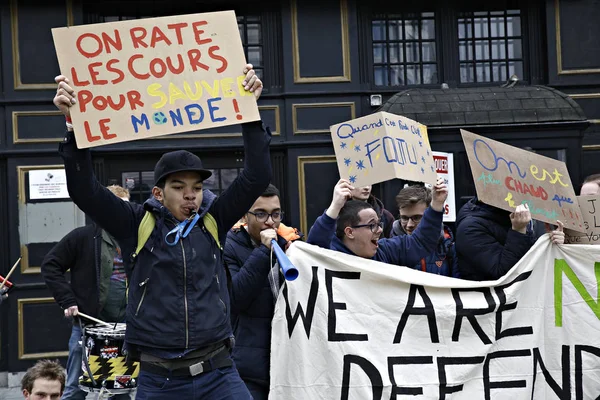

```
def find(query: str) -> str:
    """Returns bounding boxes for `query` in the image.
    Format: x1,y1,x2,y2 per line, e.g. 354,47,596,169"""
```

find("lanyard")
165,213,200,246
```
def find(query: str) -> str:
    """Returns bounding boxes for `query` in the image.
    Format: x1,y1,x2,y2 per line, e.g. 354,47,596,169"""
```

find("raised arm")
210,65,272,232
53,76,140,241
307,179,353,248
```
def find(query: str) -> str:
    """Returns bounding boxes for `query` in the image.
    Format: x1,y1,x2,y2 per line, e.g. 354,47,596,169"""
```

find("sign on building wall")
330,112,437,188
52,11,260,148
28,169,69,200
461,129,584,231
270,240,600,399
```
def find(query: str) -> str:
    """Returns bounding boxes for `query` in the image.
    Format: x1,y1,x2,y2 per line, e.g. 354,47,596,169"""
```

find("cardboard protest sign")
565,195,600,244
461,129,584,231
52,11,260,148
330,112,437,187
432,151,456,222
270,240,600,399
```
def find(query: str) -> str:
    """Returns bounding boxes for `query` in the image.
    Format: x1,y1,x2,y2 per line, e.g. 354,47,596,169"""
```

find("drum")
78,323,139,393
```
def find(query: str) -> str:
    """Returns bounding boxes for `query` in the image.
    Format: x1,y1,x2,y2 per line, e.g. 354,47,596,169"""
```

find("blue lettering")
169,109,183,126
552,194,574,207
208,97,226,122
131,114,149,134
382,136,397,163
185,104,205,124
473,139,526,178
365,139,381,168
336,123,355,139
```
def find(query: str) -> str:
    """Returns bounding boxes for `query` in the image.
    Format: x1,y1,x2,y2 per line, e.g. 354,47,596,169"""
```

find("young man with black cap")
53,64,270,399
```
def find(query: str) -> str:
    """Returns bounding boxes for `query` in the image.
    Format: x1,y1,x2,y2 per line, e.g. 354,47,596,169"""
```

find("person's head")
350,185,372,201
151,150,212,222
396,186,431,235
336,200,383,258
21,360,65,400
581,174,600,196
106,185,130,202
244,184,282,242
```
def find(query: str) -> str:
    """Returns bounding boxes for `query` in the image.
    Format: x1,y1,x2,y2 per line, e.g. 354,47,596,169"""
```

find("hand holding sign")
54,76,76,121
241,64,262,99
430,177,448,212
510,203,532,234
550,220,565,244
326,179,354,219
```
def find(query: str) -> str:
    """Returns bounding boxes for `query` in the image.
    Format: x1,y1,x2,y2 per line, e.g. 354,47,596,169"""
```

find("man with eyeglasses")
307,178,447,265
224,184,302,400
391,185,459,278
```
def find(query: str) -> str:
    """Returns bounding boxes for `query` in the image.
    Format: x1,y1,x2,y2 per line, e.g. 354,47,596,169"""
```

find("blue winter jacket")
307,207,443,266
58,121,272,353
456,198,535,281
391,221,460,278
224,228,292,393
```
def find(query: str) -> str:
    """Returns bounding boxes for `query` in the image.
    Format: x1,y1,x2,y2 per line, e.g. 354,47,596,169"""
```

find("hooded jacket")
307,207,443,266
58,121,272,353
391,221,459,278
224,224,302,393
455,197,535,281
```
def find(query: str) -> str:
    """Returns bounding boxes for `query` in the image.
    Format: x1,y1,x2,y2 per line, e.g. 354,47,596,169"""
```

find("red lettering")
128,54,150,79
167,22,188,45
130,27,148,49
150,26,172,47
149,58,167,78
514,179,523,193
71,67,90,87
88,62,108,85
192,21,212,45
539,187,548,200
106,95,125,110
99,118,116,140
505,176,515,191
166,54,185,75
92,95,108,111
106,59,125,84
433,156,448,173
76,33,103,58
101,30,122,53
208,45,228,73
187,49,209,72
83,121,101,142
78,90,93,112
127,91,144,110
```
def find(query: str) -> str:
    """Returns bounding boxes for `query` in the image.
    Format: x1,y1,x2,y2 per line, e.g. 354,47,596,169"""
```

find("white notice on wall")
28,169,69,200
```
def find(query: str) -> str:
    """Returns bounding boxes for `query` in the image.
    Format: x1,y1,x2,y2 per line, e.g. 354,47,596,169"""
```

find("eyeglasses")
400,215,423,224
248,210,284,222
351,221,384,233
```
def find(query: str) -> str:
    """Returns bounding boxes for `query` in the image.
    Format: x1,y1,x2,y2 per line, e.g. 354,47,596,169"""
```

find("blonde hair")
107,185,130,200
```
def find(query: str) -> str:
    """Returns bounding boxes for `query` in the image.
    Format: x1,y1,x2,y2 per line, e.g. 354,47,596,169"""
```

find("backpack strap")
202,213,221,250
133,211,156,261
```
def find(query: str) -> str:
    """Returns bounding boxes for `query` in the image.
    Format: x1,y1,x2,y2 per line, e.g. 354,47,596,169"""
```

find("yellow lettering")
221,78,235,98
505,193,517,208
147,83,167,109
183,81,203,100
201,80,220,97
550,168,569,187
168,83,187,105
237,75,250,96
531,165,570,187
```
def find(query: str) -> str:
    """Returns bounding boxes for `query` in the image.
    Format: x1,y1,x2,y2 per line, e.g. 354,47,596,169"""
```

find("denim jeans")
135,359,253,400
62,324,131,400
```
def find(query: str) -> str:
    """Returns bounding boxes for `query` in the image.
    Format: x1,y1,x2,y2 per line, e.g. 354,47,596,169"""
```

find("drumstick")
0,257,21,291
77,312,113,327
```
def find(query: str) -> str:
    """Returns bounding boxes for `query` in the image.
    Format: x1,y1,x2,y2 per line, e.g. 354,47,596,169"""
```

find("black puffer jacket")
455,198,535,281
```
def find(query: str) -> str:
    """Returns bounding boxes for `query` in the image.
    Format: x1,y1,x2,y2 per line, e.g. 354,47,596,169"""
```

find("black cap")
154,150,212,185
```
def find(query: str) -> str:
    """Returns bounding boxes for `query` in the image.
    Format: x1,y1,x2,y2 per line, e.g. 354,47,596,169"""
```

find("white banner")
270,239,600,399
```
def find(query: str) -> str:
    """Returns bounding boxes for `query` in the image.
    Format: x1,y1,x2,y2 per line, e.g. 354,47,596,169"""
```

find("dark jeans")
135,359,253,400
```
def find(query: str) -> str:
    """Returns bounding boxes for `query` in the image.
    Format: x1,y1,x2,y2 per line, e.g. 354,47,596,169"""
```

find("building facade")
1,0,599,373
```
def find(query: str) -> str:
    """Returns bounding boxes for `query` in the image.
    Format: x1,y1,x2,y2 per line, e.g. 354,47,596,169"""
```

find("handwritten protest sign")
431,151,456,222
565,195,600,244
330,112,437,187
52,11,260,148
461,129,584,231
271,240,600,398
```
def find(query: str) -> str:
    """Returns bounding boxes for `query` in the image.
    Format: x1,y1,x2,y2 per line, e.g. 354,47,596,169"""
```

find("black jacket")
58,121,272,352
455,198,535,281
41,224,103,317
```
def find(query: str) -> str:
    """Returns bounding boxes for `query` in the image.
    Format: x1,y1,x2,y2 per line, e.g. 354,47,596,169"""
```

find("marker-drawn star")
340,142,347,149
421,156,426,164
356,160,365,170
426,150,430,156
344,158,351,166
430,165,435,172
354,145,361,152
349,175,357,183
419,141,423,147
421,167,425,174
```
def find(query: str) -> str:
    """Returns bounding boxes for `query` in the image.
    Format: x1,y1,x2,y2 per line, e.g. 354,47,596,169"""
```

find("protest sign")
52,11,260,148
270,240,600,399
330,112,437,188
461,129,584,231
432,151,455,222
565,195,600,244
